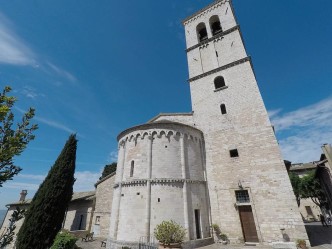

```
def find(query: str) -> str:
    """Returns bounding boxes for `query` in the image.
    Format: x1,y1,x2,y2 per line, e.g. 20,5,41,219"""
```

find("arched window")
220,104,227,115
209,15,222,36
130,161,134,177
214,76,226,89
196,23,208,42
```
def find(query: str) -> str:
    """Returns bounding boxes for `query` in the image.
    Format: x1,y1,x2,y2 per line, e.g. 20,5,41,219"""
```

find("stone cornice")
117,121,203,142
186,25,239,52
94,171,116,187
188,56,251,83
147,112,193,123
113,178,206,188
182,0,227,25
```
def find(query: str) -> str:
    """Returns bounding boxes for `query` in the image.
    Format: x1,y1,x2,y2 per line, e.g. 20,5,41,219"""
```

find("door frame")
234,188,261,243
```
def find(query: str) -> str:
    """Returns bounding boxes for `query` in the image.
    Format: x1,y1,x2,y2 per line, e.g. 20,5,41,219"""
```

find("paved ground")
304,222,332,248
75,223,332,249
76,237,106,249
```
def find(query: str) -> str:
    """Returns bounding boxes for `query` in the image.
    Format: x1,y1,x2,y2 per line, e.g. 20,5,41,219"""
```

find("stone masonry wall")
92,174,116,238
109,123,210,244
183,0,308,244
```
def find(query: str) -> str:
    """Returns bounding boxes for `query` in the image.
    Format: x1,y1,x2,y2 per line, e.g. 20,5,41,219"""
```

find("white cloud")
4,182,40,191
34,116,75,134
46,62,77,83
108,150,118,163
17,174,45,181
14,86,46,99
270,96,332,163
0,12,76,84
271,97,332,131
74,171,101,192
0,12,36,66
16,106,76,134
267,108,282,120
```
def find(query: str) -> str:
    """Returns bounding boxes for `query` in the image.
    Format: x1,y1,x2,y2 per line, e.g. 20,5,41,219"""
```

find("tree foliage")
16,135,77,249
99,162,117,180
0,207,25,248
300,170,327,207
0,86,38,187
289,172,301,206
289,170,327,207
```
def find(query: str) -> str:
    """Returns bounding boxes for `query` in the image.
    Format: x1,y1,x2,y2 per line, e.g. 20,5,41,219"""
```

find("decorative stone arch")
196,22,208,42
209,15,222,35
159,130,167,138
142,132,149,140
151,131,158,139
166,130,174,138
128,135,135,142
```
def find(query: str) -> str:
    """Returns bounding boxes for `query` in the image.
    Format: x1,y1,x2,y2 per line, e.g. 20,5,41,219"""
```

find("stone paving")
75,222,332,249
76,237,107,249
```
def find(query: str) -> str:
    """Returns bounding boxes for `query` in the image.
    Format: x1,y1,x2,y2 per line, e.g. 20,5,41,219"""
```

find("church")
108,0,308,248
0,1,310,248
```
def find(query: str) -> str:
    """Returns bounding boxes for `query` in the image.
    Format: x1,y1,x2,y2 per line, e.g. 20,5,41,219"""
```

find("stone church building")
0,1,310,248
108,0,308,247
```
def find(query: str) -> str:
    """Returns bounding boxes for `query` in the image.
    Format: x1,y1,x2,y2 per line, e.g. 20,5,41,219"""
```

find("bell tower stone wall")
183,0,308,244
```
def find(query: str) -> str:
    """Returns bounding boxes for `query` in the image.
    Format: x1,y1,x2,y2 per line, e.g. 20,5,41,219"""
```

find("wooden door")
238,206,259,242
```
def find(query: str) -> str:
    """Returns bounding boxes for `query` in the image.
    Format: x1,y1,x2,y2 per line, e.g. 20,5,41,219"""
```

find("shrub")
296,239,307,249
211,224,221,234
154,220,186,246
50,231,78,249
220,233,228,241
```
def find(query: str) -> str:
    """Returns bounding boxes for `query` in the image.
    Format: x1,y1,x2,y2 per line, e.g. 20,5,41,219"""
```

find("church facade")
108,0,308,248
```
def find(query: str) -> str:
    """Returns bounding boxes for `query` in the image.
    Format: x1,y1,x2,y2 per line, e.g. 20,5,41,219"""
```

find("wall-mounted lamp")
238,180,243,189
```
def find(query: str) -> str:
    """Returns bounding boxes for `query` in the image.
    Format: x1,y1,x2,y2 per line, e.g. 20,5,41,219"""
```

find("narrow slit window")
230,149,239,158
220,104,227,114
158,198,160,203
130,161,134,177
214,76,225,89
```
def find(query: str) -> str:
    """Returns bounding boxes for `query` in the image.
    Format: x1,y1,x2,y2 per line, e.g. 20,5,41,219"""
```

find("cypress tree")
16,134,77,249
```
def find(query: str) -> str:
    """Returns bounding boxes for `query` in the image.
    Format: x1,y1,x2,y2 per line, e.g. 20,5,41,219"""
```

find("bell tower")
183,0,308,244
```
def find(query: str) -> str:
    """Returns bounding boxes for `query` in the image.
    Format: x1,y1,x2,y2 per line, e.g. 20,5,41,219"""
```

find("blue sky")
0,0,331,209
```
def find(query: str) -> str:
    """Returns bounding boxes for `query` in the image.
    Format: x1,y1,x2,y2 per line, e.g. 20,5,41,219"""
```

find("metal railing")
139,236,159,249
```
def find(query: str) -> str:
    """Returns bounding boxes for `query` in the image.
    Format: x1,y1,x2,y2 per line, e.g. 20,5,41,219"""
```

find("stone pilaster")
145,135,153,240
181,134,191,239
112,140,126,239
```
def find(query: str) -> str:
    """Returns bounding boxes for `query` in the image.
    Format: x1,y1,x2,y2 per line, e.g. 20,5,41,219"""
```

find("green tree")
0,207,26,247
16,135,77,249
300,170,326,207
99,162,117,180
0,86,37,248
288,170,327,208
289,172,301,206
0,86,38,187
